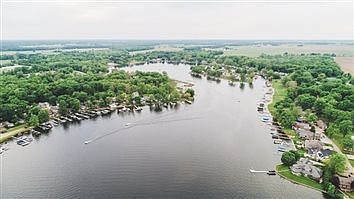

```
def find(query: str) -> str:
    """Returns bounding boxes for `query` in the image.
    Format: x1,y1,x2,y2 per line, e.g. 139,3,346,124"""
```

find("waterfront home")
305,140,323,151
333,173,354,192
293,121,311,131
39,102,59,116
316,120,327,130
297,129,321,140
316,149,332,160
291,158,323,182
304,140,332,161
38,102,51,110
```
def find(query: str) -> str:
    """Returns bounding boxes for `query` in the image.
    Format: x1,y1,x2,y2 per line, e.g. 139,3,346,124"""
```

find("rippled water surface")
2,63,326,198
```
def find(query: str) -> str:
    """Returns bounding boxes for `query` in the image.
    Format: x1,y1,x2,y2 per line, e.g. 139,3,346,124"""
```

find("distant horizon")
2,39,353,42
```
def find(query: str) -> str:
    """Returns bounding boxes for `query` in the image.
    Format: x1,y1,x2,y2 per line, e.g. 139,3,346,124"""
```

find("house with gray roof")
297,129,321,140
291,158,323,182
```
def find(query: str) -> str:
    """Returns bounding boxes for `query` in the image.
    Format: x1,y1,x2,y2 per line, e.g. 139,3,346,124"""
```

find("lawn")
349,159,354,168
276,164,324,192
0,124,33,143
268,80,287,115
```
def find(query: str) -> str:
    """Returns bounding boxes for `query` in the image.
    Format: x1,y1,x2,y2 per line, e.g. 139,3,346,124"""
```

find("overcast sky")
2,0,354,40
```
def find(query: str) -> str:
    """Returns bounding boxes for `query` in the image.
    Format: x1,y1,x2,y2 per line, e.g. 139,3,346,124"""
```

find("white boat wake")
84,115,203,145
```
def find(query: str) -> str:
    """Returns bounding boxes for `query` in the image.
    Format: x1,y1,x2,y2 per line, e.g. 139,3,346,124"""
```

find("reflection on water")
2,63,326,198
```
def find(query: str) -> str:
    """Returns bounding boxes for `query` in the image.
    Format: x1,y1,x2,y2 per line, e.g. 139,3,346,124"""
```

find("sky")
2,0,354,40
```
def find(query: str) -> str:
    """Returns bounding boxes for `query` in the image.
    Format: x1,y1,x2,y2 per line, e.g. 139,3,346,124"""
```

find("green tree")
184,88,195,98
326,183,336,198
277,108,297,128
306,113,318,124
342,136,353,150
38,109,49,123
281,151,297,166
70,98,81,112
58,100,68,115
338,120,353,137
289,150,302,160
28,114,39,126
328,153,346,174
296,94,316,110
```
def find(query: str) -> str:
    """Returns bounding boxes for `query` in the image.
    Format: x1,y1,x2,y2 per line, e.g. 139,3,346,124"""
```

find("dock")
250,169,276,175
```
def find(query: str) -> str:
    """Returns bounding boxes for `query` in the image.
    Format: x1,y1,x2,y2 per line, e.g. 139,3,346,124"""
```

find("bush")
281,151,297,166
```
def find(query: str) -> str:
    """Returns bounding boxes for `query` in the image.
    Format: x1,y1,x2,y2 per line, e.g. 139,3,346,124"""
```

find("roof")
316,120,327,129
305,140,323,150
319,149,332,157
291,158,323,180
294,122,311,130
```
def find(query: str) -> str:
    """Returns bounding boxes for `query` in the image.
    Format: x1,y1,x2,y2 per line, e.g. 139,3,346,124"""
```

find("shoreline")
268,81,353,199
267,82,328,196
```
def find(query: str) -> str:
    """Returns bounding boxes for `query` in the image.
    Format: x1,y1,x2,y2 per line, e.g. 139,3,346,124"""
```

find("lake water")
1,63,326,198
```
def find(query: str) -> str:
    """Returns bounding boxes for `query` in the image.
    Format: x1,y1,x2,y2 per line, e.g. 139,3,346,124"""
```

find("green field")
221,44,354,57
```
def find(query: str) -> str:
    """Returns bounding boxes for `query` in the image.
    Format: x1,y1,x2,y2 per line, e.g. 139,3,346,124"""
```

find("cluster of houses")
290,119,330,182
290,118,354,193
293,119,332,161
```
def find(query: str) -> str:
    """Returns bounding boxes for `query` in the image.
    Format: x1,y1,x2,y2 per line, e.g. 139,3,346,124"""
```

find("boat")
277,145,288,152
2,146,9,151
267,171,276,175
17,139,30,146
262,117,271,122
273,139,282,144
0,146,9,154
185,100,192,104
280,141,290,146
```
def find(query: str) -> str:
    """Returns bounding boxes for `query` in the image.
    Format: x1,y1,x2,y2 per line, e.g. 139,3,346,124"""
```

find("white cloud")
3,1,353,40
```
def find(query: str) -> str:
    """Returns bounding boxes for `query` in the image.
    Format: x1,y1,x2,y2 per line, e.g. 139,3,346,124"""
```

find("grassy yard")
0,124,33,143
276,164,324,192
268,80,287,115
349,159,354,168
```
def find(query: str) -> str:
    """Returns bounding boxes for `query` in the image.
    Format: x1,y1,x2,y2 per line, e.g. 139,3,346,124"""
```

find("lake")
1,63,326,198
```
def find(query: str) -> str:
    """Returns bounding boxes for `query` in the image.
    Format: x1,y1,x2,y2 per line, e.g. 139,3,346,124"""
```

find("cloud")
3,1,353,40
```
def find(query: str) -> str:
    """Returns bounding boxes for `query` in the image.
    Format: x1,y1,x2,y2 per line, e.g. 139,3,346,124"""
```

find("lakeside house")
304,140,332,161
291,158,323,182
38,102,59,116
297,129,321,140
333,173,354,192
316,120,327,130
293,121,311,131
